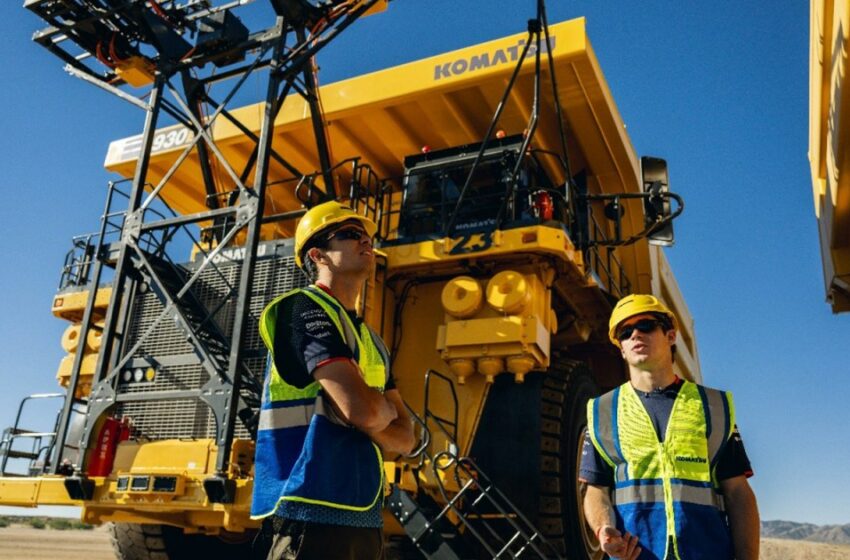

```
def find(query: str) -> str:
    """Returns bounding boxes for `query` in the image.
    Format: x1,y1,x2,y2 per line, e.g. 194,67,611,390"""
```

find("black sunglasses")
616,318,664,342
327,228,369,242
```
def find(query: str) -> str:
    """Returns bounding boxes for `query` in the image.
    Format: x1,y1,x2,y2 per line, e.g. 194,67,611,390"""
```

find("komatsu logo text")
434,37,557,81
675,455,707,464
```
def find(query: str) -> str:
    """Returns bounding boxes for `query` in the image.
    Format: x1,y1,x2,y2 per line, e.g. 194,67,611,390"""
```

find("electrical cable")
108,33,128,64
148,0,177,28
95,40,116,68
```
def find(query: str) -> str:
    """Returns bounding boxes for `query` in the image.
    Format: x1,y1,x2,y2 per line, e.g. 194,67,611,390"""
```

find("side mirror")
641,156,674,246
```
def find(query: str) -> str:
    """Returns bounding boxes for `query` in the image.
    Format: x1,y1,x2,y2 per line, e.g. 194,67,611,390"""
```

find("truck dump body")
105,19,639,228
810,0,850,311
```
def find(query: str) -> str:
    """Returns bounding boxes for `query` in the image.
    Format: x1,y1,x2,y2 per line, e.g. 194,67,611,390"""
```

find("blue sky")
2,1,848,525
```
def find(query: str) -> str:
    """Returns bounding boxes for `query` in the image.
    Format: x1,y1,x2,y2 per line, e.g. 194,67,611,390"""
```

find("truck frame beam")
41,2,384,492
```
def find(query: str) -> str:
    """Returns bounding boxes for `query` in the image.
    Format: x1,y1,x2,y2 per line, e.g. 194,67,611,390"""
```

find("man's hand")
314,359,397,433
368,389,416,456
597,525,641,560
584,484,642,559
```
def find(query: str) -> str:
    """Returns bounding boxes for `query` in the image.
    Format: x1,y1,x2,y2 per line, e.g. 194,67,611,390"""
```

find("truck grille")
116,239,308,440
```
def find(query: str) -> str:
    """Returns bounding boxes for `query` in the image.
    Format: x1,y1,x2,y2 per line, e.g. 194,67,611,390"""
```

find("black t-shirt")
579,378,752,486
271,289,396,390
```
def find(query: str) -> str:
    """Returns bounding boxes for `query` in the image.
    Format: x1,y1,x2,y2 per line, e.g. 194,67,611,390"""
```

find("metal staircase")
0,393,82,477
389,370,564,560
131,250,233,375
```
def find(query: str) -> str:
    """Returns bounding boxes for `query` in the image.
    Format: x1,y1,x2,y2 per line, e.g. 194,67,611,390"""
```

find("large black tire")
108,522,262,560
463,358,603,559
537,359,603,560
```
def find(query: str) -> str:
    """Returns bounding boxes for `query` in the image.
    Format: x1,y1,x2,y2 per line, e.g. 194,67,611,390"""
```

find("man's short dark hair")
298,218,367,280
300,233,329,281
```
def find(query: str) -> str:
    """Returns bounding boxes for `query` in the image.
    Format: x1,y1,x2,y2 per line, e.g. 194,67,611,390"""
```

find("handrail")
0,393,66,476
586,211,631,298
410,368,564,559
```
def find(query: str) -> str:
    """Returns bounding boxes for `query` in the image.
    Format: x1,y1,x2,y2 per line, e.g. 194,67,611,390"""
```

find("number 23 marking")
449,231,494,255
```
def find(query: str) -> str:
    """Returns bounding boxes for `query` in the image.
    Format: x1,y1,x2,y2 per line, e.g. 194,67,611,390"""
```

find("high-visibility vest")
250,285,389,519
587,381,736,560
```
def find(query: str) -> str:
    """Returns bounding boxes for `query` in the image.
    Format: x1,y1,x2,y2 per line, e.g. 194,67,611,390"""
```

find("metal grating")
116,240,308,440
125,290,195,357
121,398,217,441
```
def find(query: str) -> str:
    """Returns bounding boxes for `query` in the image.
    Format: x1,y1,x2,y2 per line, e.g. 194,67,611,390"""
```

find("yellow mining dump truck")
0,1,699,558
810,0,850,312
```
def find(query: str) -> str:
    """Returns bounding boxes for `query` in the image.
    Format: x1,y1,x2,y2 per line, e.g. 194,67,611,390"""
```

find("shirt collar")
313,282,358,317
634,375,682,398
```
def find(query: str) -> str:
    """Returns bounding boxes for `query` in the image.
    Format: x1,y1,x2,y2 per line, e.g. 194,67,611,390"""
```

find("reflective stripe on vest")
250,285,388,519
613,479,725,510
586,381,735,560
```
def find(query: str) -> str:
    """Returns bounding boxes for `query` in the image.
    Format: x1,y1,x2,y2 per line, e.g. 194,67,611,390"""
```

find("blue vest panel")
251,287,388,520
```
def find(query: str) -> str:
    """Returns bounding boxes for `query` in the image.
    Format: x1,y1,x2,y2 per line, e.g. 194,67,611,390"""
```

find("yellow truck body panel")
104,19,640,218
810,0,850,311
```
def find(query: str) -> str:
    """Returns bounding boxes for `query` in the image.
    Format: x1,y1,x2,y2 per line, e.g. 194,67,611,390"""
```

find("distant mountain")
762,520,850,545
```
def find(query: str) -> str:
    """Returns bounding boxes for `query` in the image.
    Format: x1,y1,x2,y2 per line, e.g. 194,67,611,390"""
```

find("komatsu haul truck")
809,0,850,312
0,1,699,558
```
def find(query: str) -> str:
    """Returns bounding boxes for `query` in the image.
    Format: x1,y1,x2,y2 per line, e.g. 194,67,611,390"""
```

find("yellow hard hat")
608,294,678,347
294,201,377,267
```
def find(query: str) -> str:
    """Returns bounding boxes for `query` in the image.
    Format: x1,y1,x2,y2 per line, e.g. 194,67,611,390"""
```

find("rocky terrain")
761,519,850,544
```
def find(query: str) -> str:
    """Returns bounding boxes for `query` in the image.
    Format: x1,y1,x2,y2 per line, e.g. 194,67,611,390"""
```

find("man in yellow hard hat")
581,294,760,560
251,201,415,559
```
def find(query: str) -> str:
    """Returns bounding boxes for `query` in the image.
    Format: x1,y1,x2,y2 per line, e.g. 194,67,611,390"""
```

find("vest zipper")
660,439,683,560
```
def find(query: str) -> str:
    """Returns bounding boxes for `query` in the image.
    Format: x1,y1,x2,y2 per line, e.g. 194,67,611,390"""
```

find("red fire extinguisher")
87,417,131,477
533,191,554,221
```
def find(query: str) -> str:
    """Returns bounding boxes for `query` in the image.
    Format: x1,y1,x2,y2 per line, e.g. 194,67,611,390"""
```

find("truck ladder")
0,393,80,477
389,370,564,560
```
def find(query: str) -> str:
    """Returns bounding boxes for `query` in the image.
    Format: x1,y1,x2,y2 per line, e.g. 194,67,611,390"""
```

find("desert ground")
760,537,850,560
0,524,114,560
1,525,849,559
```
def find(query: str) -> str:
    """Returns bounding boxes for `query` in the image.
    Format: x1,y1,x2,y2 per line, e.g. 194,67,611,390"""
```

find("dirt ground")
0,524,114,560
760,537,850,560
2,525,850,559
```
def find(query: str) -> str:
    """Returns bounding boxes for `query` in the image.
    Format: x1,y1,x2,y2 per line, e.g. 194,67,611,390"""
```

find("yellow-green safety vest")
587,380,735,560
250,285,389,519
